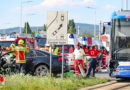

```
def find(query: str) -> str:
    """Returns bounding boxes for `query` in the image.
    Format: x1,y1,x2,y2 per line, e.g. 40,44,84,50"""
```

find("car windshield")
115,18,130,49
35,38,46,47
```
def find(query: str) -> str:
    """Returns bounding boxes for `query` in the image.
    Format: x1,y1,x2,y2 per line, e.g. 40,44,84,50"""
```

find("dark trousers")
19,64,26,74
86,58,97,77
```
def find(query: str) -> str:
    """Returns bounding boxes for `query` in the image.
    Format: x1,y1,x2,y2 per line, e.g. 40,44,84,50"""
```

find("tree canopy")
43,24,47,31
22,22,32,34
68,19,76,34
81,33,94,37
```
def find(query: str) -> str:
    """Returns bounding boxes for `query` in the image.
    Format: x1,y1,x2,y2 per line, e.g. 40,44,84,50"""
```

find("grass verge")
0,74,109,90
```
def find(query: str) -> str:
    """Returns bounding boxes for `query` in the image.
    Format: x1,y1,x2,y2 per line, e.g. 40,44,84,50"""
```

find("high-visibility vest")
79,48,83,56
4,45,30,64
54,47,59,55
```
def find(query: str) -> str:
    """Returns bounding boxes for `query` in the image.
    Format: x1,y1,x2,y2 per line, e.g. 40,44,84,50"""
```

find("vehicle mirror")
107,22,111,25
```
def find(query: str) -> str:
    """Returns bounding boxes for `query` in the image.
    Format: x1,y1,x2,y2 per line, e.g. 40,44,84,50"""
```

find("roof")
112,10,130,19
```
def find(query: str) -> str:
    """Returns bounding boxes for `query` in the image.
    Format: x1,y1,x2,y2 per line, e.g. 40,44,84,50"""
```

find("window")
26,51,34,57
35,51,46,57
0,41,13,47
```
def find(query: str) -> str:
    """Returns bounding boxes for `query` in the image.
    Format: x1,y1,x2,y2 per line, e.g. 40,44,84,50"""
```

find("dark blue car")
26,49,69,76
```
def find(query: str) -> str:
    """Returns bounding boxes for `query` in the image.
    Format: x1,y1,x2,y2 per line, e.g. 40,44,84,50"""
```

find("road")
79,69,130,90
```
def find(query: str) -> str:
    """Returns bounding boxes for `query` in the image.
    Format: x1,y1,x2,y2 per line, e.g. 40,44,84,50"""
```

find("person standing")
4,39,30,74
102,47,107,68
86,45,98,77
83,45,89,56
97,49,103,72
72,42,86,76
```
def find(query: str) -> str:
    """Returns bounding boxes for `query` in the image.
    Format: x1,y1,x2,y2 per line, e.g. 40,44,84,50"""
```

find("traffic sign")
47,11,68,45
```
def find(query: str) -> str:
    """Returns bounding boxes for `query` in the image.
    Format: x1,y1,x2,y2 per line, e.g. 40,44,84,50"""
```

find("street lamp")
25,13,36,34
86,7,96,38
20,0,32,34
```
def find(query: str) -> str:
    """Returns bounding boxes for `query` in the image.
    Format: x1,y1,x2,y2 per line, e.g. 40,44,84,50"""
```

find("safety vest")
4,45,30,64
79,49,83,56
54,47,59,55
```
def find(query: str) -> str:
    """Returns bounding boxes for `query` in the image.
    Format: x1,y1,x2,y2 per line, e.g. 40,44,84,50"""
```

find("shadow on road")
117,78,130,82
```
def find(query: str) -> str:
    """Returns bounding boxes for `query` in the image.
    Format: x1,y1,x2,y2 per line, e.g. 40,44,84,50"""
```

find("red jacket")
4,45,30,64
89,48,98,58
83,47,89,56
102,49,107,58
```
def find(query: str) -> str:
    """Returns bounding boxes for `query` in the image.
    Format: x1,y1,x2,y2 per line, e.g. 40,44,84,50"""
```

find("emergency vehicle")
0,34,35,54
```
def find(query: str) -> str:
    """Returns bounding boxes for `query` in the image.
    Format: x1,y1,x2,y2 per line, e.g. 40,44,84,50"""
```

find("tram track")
79,80,130,90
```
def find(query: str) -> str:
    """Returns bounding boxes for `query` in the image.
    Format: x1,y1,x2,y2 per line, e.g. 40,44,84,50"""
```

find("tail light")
58,57,66,61
116,69,120,72
58,57,68,62
58,57,62,61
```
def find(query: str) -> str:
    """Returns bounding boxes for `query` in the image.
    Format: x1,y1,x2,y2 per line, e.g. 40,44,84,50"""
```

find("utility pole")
78,26,80,37
99,21,102,40
121,0,123,10
86,7,96,38
126,0,128,10
20,0,32,34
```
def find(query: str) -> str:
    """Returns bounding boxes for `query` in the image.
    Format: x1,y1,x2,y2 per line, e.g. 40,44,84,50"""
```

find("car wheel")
35,65,49,76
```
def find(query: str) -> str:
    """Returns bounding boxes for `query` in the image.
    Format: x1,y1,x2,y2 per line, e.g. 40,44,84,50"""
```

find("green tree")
22,22,32,34
31,31,35,37
43,24,47,31
36,28,41,34
81,33,94,37
68,19,76,34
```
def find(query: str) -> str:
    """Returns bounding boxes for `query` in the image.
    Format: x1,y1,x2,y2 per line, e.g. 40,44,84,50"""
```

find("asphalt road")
79,69,130,90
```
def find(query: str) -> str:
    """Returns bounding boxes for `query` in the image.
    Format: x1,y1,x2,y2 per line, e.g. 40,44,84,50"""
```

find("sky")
0,0,130,29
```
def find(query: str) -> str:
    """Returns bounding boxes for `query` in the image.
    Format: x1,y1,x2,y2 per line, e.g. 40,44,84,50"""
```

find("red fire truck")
0,34,35,54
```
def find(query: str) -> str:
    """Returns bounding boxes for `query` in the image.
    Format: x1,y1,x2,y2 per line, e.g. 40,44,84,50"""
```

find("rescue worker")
53,45,60,55
94,45,99,71
83,45,89,56
10,43,16,63
72,42,86,76
86,45,98,77
102,47,107,68
97,49,103,72
4,39,30,74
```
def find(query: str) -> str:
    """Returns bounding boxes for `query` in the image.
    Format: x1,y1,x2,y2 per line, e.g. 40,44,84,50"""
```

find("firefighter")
72,42,86,76
4,39,30,74
86,45,98,77
10,43,16,63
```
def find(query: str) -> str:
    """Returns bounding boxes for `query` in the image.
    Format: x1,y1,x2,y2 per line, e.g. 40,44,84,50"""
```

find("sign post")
61,44,64,79
50,44,52,77
47,11,68,78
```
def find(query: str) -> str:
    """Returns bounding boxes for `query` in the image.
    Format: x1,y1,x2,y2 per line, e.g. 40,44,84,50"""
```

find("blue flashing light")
36,34,41,37
69,34,74,38
82,37,87,41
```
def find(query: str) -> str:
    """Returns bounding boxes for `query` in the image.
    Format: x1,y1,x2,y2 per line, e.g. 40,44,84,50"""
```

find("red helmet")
76,42,81,46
